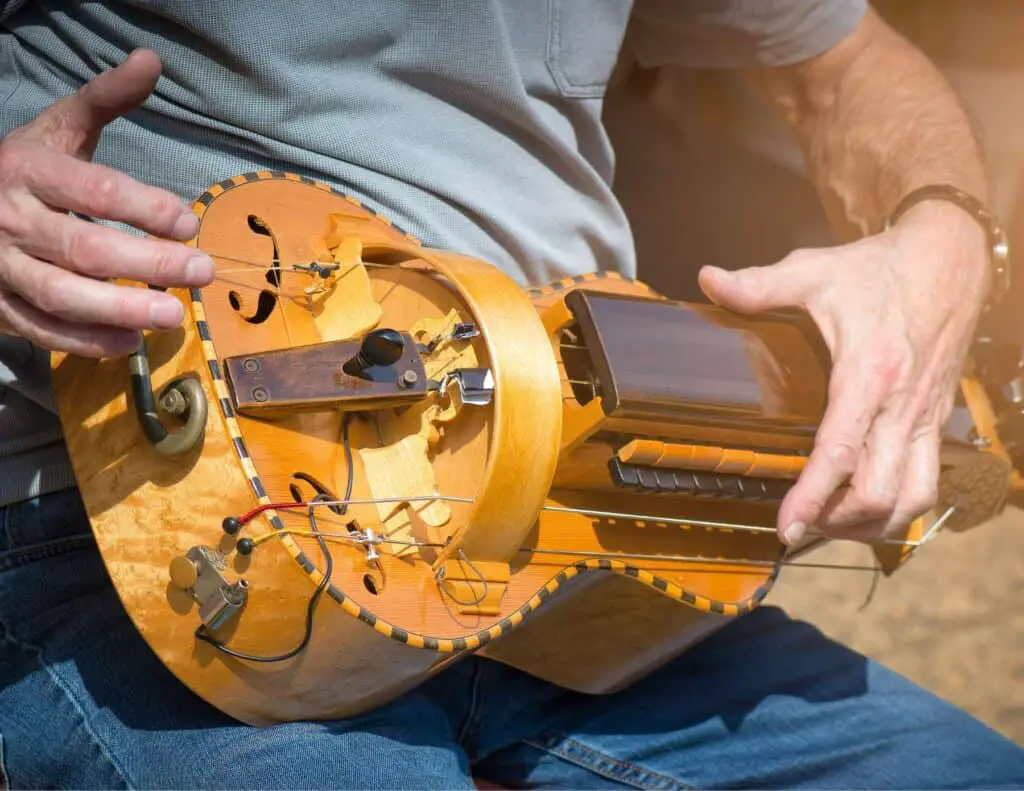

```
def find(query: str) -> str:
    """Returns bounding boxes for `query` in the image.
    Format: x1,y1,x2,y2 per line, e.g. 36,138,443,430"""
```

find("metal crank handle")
129,337,208,456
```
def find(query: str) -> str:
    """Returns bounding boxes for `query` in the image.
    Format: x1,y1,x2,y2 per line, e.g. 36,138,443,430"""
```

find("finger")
887,426,941,532
805,423,940,545
22,210,213,287
0,291,140,358
10,49,161,159
698,250,823,314
813,402,916,532
0,249,185,331
777,361,884,544
10,148,198,241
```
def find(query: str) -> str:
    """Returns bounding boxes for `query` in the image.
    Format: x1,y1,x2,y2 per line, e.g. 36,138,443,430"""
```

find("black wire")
195,415,355,662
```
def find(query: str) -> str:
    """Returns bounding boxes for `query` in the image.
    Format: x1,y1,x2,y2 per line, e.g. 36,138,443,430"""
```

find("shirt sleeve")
626,0,869,69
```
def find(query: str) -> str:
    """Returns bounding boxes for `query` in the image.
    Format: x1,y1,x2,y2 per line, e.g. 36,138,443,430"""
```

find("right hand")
0,48,215,358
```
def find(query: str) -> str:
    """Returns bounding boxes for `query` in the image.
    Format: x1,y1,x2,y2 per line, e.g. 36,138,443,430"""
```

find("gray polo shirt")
0,0,864,507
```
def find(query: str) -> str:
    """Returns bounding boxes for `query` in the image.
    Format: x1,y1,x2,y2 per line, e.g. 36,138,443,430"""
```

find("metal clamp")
438,368,494,406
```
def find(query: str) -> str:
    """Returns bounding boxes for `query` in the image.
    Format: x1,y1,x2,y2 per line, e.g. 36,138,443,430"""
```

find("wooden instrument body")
51,173,1016,725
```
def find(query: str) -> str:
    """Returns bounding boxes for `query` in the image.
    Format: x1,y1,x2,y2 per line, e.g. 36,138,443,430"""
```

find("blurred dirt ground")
766,508,1024,745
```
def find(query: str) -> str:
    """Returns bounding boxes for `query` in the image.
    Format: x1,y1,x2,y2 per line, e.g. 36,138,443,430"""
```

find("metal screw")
400,370,419,388
252,387,269,403
242,358,260,373
159,388,188,416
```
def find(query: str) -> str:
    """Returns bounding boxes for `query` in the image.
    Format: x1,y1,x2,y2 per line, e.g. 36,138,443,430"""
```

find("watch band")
886,183,1011,304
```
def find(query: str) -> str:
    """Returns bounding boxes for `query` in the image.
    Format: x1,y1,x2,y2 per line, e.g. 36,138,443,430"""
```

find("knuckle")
782,248,815,268
797,497,827,523
32,283,66,316
0,194,34,239
61,225,97,271
88,173,122,215
150,193,188,234
864,353,905,393
0,142,31,182
113,290,138,322
912,396,938,426
857,487,898,520
822,440,859,476
148,244,184,283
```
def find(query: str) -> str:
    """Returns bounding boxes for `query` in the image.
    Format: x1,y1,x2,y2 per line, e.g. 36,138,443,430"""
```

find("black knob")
347,329,405,376
222,516,243,535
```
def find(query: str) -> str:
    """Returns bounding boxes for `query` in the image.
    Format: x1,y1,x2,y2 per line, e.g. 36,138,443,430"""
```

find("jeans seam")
0,535,95,572
1,629,133,789
458,659,486,753
0,732,8,791
524,731,696,791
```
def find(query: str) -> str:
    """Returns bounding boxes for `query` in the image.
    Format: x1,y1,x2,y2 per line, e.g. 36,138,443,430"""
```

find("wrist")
886,184,1010,305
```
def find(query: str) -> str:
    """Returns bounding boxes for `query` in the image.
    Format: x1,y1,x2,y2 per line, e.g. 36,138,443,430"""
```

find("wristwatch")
886,183,1011,305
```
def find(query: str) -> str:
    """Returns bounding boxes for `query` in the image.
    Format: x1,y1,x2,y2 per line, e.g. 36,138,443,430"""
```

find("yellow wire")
249,528,358,548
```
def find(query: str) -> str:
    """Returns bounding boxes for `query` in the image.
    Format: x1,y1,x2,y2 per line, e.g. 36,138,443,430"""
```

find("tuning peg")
345,329,405,376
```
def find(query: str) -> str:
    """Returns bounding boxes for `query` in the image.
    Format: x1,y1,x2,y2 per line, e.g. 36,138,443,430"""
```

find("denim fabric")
2,489,1023,789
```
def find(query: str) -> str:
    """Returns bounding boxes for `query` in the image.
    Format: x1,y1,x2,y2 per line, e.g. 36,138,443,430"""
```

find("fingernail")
185,254,215,284
783,521,807,545
171,211,199,240
149,297,183,329
706,266,733,281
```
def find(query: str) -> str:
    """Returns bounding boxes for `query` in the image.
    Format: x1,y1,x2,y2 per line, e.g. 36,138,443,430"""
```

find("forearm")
746,7,987,241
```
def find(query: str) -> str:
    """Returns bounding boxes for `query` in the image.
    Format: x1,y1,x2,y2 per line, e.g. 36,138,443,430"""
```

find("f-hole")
248,215,283,288
229,214,282,325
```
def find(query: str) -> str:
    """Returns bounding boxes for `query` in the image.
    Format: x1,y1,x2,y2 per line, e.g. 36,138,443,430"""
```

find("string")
205,251,394,270
238,492,955,575
202,252,434,277
237,493,942,549
242,522,909,575
263,244,295,347
211,264,397,276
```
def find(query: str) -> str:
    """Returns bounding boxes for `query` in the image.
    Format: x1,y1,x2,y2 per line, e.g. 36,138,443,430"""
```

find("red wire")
236,501,310,524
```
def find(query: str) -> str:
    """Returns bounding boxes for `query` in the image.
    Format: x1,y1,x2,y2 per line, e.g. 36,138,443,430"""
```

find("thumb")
698,254,821,314
11,49,161,159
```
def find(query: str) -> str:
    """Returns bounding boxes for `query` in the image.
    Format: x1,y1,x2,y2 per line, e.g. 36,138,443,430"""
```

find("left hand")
699,201,991,546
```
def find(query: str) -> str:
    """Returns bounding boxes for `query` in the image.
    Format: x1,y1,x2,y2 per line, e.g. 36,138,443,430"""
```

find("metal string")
201,251,431,276
248,494,956,574
255,492,941,549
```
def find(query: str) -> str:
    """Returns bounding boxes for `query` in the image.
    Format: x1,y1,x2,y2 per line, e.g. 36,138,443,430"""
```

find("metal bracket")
169,546,249,631
438,368,494,406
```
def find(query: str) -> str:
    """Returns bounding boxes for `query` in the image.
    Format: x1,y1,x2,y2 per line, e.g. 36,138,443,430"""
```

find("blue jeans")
1,489,1023,789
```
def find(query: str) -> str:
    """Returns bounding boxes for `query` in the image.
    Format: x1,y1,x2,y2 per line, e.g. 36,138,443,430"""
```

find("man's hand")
699,201,990,545
0,48,214,358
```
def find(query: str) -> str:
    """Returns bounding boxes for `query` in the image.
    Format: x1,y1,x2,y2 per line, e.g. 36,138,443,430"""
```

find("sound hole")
248,214,282,287
241,291,278,324
230,215,283,324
